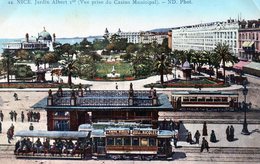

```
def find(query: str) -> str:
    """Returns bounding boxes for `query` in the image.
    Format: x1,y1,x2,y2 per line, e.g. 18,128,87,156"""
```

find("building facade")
45,84,173,131
2,28,55,51
171,20,239,55
105,28,167,44
238,19,260,61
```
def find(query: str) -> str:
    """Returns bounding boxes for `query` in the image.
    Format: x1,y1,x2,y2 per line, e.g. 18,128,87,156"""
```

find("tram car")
14,122,176,160
171,90,239,111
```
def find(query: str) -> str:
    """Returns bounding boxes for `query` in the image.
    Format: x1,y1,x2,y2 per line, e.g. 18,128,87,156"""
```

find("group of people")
185,122,219,152
9,111,18,122
27,111,41,122
226,125,235,141
15,138,88,155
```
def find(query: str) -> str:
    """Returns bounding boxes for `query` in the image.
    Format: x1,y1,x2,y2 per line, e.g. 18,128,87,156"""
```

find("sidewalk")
177,123,260,148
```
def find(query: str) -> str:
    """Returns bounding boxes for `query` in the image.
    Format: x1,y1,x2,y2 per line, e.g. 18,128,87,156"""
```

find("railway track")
1,144,260,162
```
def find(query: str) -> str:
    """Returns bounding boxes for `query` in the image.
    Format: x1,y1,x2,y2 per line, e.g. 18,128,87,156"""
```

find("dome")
182,60,191,69
38,28,52,41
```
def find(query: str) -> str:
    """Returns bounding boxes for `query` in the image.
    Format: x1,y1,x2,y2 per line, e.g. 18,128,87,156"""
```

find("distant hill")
149,28,171,33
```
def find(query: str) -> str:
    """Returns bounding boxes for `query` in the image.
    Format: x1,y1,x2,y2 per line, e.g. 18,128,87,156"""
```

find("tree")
154,53,169,84
63,60,78,87
75,54,96,80
214,43,236,83
42,52,57,69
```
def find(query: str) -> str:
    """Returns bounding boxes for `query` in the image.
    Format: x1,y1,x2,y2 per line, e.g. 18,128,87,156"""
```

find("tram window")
214,97,221,102
198,97,205,102
183,97,189,102
222,97,228,102
132,137,139,146
116,138,123,145
149,138,156,146
141,138,148,146
124,137,131,145
206,97,213,102
135,111,147,116
190,97,197,102
107,137,114,146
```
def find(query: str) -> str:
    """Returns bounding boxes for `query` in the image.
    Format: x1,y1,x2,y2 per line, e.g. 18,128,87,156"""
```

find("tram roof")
14,130,89,139
172,90,238,96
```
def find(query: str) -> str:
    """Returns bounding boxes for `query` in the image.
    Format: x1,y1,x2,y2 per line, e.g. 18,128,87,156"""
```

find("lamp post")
241,81,250,135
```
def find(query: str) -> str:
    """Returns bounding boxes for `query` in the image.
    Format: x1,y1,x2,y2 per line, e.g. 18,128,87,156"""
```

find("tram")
172,90,239,111
14,122,176,160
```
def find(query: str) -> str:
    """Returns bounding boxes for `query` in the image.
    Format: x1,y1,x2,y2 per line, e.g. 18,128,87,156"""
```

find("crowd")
184,121,236,153
6,110,40,122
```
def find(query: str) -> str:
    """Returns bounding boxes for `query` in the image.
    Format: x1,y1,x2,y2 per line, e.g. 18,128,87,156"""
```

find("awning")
233,61,250,70
242,41,254,47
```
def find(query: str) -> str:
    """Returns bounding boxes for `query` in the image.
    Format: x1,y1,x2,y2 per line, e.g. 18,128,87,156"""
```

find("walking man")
9,111,14,122
115,83,118,90
0,110,4,122
230,125,235,141
202,121,208,136
21,111,25,122
194,130,201,144
13,93,18,101
200,137,209,152
13,111,17,122
226,126,230,141
0,121,2,133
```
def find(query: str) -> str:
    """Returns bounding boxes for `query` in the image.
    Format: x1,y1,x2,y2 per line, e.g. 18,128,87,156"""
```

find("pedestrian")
21,111,25,122
210,130,217,143
226,126,230,141
202,121,208,136
0,121,2,133
10,124,14,139
13,93,18,101
200,137,209,152
37,112,40,122
13,111,17,122
230,125,235,141
7,128,12,144
194,130,201,144
0,110,4,122
9,111,14,122
115,83,118,90
173,134,178,148
29,123,34,131
27,111,30,122
187,132,193,144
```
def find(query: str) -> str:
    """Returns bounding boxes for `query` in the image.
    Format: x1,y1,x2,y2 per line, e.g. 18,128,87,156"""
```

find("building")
238,19,260,61
44,83,173,131
2,27,55,51
104,28,167,44
171,19,239,55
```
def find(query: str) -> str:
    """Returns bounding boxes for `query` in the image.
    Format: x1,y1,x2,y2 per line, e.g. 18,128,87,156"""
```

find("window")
124,137,131,145
141,138,148,146
116,138,123,145
107,137,114,146
222,97,228,102
198,97,205,102
206,97,213,102
54,120,70,131
132,137,139,146
214,97,221,102
190,97,197,102
183,97,189,102
149,138,156,146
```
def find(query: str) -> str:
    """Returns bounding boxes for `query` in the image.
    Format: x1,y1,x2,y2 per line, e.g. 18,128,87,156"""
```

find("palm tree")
214,43,236,83
210,52,221,80
155,53,167,84
64,60,78,87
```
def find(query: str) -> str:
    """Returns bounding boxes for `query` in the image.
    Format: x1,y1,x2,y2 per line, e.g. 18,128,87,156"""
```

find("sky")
0,0,260,38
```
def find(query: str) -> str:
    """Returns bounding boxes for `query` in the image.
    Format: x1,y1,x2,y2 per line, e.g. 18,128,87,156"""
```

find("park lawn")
96,62,133,77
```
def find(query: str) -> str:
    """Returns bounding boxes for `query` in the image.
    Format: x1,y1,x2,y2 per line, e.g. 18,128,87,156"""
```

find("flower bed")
144,78,228,88
0,82,71,88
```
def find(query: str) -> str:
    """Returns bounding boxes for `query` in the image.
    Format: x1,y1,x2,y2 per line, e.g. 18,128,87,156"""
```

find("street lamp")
241,81,250,135
172,58,177,80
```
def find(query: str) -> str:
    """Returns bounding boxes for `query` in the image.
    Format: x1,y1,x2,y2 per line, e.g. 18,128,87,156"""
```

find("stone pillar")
57,86,63,97
70,89,77,106
78,83,83,97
